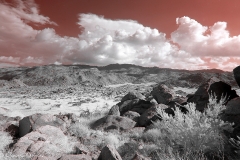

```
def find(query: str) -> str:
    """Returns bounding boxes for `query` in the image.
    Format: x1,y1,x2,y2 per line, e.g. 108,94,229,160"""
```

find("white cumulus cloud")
0,1,239,71
170,16,240,70
171,16,240,57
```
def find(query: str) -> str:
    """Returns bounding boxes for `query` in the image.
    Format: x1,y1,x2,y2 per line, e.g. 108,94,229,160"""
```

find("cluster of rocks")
102,84,153,99
89,66,240,159
1,111,150,159
2,66,240,159
99,75,239,131
0,112,99,159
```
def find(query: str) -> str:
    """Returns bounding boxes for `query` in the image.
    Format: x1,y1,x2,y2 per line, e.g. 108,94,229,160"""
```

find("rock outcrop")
233,66,240,88
222,97,240,126
91,115,136,131
122,111,140,122
138,104,168,127
151,84,175,105
121,91,145,102
13,125,75,159
187,77,238,111
5,124,19,137
19,113,69,137
220,66,240,127
108,105,120,116
117,99,140,115
116,93,152,115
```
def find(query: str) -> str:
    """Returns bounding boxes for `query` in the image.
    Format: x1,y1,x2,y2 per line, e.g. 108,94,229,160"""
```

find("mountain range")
0,64,236,88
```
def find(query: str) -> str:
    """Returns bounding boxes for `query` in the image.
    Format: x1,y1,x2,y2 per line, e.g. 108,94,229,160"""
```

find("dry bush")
0,131,13,157
140,95,232,159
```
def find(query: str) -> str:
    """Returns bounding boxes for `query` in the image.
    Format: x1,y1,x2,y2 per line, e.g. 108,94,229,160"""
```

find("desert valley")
0,64,240,159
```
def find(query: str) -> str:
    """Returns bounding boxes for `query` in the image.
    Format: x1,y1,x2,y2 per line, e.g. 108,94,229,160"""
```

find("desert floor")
0,83,200,118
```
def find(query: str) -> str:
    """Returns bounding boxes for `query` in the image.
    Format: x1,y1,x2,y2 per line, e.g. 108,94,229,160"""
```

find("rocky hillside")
2,65,240,159
0,64,236,88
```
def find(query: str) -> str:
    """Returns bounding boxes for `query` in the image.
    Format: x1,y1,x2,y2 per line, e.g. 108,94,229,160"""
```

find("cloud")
171,16,240,57
170,16,240,70
0,56,20,63
0,1,238,71
64,13,205,69
0,0,55,39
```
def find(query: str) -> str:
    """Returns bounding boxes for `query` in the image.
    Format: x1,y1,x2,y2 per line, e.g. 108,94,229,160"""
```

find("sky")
1,0,240,71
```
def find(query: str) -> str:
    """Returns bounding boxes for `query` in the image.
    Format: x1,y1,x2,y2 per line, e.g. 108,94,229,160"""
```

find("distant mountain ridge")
0,64,236,88
99,64,226,73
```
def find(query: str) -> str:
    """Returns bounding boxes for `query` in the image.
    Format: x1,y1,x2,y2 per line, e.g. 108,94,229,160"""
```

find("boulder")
91,115,136,131
187,77,219,112
225,97,240,115
222,97,240,126
59,154,92,160
151,84,175,105
233,66,240,88
188,77,238,111
19,113,68,137
13,125,75,159
130,100,153,115
138,104,168,127
164,107,175,117
122,111,140,122
108,105,120,116
116,92,152,115
19,116,32,138
98,145,122,160
5,124,19,137
208,81,238,103
117,99,140,115
121,92,145,102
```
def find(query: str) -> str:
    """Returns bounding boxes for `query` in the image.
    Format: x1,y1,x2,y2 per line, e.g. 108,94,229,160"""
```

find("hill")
0,64,236,88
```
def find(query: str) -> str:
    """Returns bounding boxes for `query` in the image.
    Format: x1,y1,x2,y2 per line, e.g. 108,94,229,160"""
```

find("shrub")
104,133,121,148
68,120,91,138
0,131,13,158
0,131,12,152
141,95,232,159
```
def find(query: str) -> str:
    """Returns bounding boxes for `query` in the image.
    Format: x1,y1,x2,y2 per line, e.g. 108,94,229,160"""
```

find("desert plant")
0,131,13,158
141,95,232,159
79,106,108,118
68,120,92,139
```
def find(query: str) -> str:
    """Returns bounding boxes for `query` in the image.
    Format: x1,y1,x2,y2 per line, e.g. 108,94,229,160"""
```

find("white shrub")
142,95,232,158
104,133,120,148
0,131,13,158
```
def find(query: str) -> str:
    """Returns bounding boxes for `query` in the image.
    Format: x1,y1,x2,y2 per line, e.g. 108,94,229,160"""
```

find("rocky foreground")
1,65,240,159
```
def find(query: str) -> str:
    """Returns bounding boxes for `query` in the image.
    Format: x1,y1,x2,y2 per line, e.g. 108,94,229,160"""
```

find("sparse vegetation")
1,92,239,160
1,64,240,159
61,95,238,159
0,131,13,157
139,95,231,159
